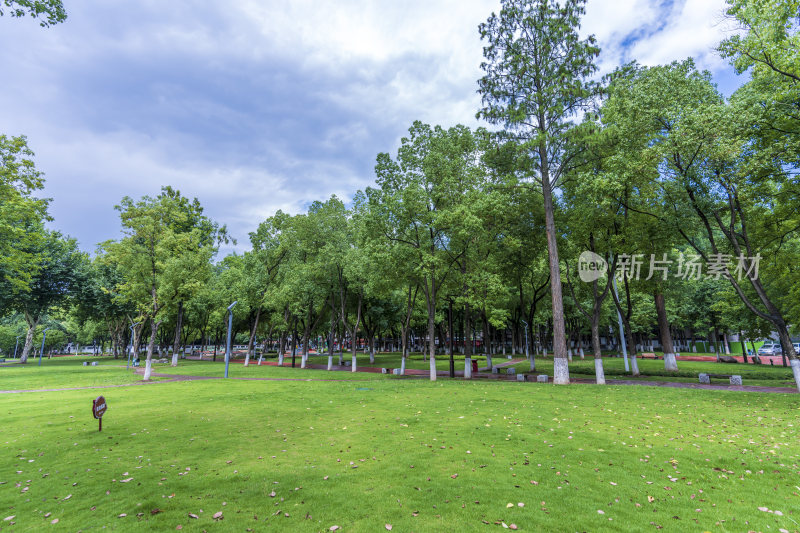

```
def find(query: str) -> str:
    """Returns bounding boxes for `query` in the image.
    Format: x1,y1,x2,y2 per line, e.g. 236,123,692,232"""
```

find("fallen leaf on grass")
385,525,392,530
50,519,59,524
213,512,223,520
4,516,15,522
329,526,340,531
119,478,133,483
647,496,655,503
188,513,198,519
151,509,162,515
118,514,126,518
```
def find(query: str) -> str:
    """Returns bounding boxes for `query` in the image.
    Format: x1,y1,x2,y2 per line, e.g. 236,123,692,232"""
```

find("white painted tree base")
595,358,605,385
400,357,406,375
171,353,179,367
486,355,493,370
630,354,640,376
143,359,152,381
351,356,357,372
301,354,307,368
663,352,678,371
429,356,437,381
464,356,472,379
278,354,284,366
327,355,333,370
791,359,800,392
553,357,569,385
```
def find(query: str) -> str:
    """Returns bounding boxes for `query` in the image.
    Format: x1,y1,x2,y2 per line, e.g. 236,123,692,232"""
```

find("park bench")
640,353,661,360
698,373,742,385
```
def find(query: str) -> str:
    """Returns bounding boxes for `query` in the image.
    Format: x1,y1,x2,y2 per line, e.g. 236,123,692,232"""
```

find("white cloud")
0,0,743,255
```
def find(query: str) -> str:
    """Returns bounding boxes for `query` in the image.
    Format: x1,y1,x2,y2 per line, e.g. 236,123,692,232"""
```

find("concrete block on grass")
729,375,742,386
536,375,549,383
516,374,526,382
699,373,710,384
506,367,516,375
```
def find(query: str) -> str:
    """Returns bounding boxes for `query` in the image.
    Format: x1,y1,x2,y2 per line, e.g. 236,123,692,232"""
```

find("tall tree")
477,0,600,384
0,230,84,362
0,135,49,294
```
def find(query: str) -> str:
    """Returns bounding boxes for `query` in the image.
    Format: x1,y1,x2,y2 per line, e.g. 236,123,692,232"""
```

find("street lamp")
127,322,141,370
225,301,237,378
611,276,630,372
13,335,21,360
38,328,50,366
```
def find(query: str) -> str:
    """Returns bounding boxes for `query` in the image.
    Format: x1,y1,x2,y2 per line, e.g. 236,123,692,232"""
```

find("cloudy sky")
1,0,742,255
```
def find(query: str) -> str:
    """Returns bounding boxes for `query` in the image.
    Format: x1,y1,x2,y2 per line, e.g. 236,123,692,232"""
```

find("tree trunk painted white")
327,355,333,370
171,301,184,367
369,338,375,364
594,358,605,385
429,356,437,381
278,351,284,366
529,354,536,372
400,355,406,375
143,319,160,381
630,353,640,376
663,352,678,372
19,319,38,364
553,357,569,385
351,355,357,373
464,356,472,379
723,333,731,355
579,346,585,359
301,353,308,368
486,354,493,370
502,343,506,355
791,359,800,392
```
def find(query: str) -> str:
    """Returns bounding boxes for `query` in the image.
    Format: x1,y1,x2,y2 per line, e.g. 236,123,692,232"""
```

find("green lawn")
0,356,164,391
1,371,799,531
245,351,798,388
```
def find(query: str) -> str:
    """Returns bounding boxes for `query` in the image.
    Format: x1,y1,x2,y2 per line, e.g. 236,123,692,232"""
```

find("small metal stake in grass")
92,396,107,432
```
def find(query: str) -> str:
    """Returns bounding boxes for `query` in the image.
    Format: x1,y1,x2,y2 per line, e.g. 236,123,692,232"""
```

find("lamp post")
611,276,630,372
127,322,141,370
225,301,237,378
38,328,50,366
13,335,21,360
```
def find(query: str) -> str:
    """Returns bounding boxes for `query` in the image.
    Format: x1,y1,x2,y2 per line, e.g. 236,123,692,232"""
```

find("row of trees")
2,0,799,390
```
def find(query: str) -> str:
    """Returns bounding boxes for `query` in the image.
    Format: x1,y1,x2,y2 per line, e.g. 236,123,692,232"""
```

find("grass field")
211,351,798,388
0,357,165,391
1,357,799,532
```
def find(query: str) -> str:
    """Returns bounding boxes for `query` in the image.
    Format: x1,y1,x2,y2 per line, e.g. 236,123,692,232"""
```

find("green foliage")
0,0,66,26
0,135,49,293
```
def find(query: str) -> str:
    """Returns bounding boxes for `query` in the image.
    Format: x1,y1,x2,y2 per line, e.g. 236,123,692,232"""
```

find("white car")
757,343,781,356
